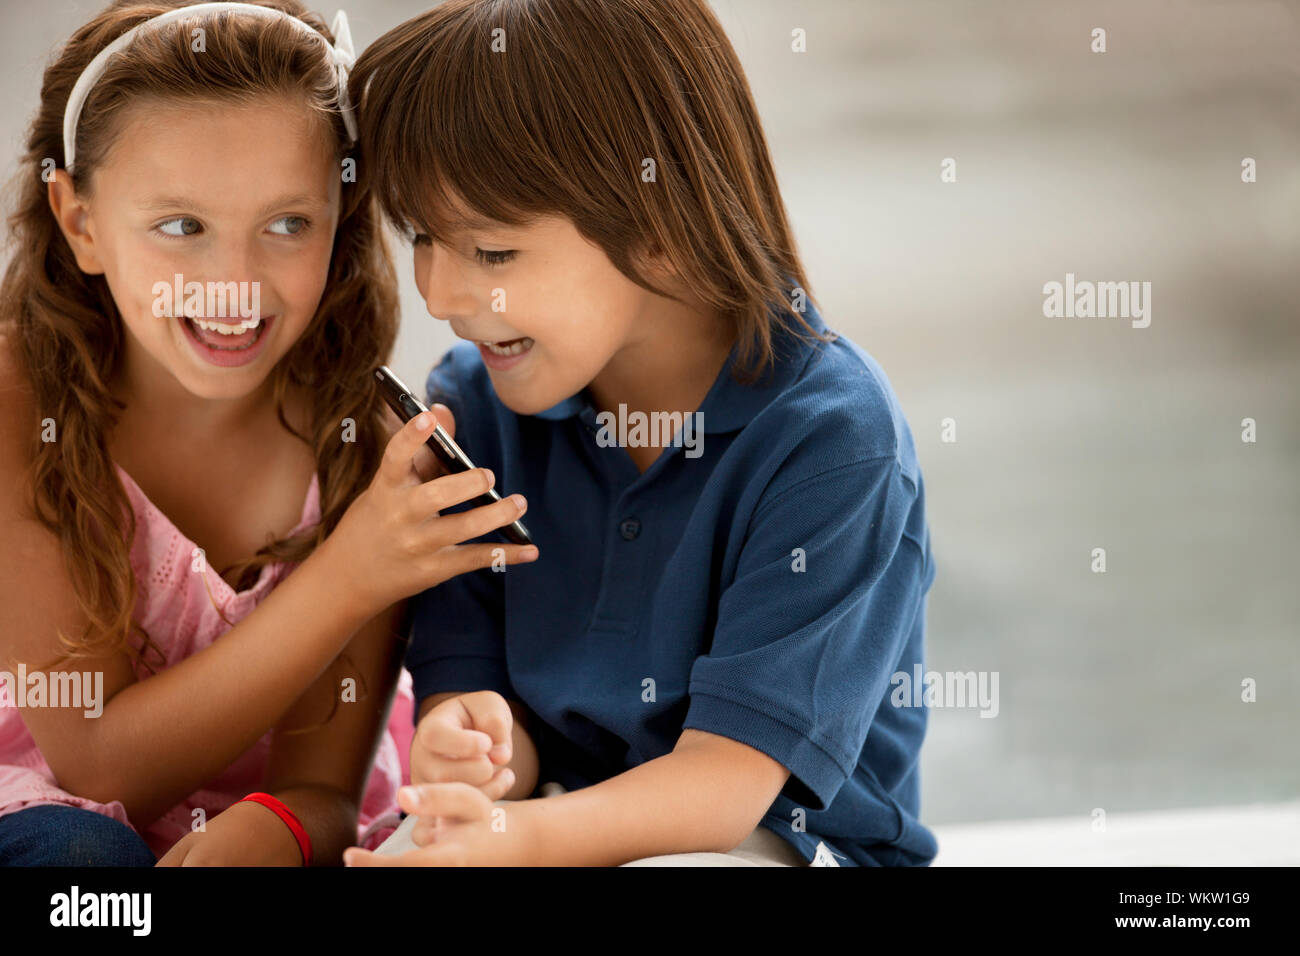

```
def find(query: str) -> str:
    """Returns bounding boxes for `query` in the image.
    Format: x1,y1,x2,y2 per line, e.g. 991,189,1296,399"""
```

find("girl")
344,0,938,867
0,0,536,866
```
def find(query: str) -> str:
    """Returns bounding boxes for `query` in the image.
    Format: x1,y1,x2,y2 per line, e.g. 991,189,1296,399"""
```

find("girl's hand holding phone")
320,406,539,619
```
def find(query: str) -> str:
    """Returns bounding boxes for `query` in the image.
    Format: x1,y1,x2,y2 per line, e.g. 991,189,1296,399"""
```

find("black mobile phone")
373,365,533,546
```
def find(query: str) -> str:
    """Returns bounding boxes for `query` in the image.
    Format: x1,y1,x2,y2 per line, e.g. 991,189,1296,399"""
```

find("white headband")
62,2,358,173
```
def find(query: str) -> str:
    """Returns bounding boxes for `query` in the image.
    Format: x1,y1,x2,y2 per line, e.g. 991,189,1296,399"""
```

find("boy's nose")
419,246,475,324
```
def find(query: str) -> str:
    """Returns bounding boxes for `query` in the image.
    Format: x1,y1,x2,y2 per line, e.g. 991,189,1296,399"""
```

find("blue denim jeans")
0,805,156,866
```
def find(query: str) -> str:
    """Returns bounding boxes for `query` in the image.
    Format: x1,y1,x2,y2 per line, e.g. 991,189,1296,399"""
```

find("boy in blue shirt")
344,0,938,867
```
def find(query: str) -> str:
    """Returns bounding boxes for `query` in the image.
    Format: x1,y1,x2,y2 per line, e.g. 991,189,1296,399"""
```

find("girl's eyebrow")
139,194,328,216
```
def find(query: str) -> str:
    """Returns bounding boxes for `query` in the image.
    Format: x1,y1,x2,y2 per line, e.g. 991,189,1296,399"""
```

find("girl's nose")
210,239,262,292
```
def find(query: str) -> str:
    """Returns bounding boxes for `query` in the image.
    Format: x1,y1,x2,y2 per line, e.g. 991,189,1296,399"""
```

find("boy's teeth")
479,337,534,356
192,317,262,334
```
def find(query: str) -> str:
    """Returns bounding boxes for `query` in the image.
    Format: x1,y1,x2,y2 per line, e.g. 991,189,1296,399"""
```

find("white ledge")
929,801,1300,866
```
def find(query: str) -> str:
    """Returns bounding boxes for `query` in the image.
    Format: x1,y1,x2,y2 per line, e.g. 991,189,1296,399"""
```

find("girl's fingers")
410,442,444,484
421,542,539,582
408,467,499,520
379,409,441,488
421,493,528,547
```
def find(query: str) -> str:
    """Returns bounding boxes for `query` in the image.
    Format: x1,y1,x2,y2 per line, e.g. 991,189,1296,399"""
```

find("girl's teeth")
479,337,534,356
192,317,262,334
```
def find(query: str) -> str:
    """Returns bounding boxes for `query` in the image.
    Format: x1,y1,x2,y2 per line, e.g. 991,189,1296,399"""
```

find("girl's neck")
109,350,279,449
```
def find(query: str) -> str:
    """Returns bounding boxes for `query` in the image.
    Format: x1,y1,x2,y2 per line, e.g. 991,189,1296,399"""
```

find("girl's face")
411,196,676,416
50,94,340,407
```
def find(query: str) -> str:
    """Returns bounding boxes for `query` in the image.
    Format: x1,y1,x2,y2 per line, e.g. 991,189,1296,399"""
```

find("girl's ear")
46,171,106,275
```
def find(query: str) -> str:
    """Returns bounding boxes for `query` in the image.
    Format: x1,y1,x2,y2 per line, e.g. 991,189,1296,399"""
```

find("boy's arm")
417,692,540,801
514,728,790,865
513,455,924,866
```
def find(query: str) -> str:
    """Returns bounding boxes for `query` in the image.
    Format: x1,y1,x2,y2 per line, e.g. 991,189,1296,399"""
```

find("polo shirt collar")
532,299,828,434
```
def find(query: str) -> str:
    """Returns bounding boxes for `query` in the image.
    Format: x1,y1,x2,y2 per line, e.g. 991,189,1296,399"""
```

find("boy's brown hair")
351,0,834,386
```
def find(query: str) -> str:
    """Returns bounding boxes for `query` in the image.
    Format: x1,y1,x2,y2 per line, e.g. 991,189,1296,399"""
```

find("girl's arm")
0,496,379,829
256,598,409,865
160,599,409,865
0,394,530,831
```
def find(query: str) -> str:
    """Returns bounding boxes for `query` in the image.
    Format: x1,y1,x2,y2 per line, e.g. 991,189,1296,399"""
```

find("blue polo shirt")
405,299,939,866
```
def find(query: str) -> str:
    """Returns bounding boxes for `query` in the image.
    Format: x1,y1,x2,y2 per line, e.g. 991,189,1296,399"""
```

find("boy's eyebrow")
451,213,505,230
422,213,499,236
138,194,328,216
423,207,535,235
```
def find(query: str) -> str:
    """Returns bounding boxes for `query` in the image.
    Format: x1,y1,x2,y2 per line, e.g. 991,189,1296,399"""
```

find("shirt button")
619,517,641,540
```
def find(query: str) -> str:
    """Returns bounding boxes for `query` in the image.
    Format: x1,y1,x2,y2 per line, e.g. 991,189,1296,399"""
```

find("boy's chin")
494,389,555,417
490,378,572,418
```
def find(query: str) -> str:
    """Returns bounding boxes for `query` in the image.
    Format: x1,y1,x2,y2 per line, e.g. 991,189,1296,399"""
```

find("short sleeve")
406,566,514,707
682,455,930,811
404,349,515,711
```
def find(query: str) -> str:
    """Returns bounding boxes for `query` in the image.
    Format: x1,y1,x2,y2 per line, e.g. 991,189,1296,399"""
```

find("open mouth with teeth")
476,337,534,356
182,315,267,350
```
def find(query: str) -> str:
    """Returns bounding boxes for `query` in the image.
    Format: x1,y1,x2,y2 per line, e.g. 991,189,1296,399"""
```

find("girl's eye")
156,217,202,238
269,215,310,236
411,233,433,247
475,248,516,267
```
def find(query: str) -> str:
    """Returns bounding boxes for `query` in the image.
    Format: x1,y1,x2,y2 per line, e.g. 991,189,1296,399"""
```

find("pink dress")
0,462,415,859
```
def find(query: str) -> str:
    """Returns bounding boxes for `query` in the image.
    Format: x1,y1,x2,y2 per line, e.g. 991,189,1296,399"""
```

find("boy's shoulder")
740,312,922,493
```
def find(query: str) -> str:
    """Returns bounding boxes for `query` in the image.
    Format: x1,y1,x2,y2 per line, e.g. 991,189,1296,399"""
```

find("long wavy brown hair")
0,0,398,676
350,0,836,388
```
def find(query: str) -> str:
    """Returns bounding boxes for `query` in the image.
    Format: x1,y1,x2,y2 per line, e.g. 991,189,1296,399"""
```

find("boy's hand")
344,782,531,866
411,691,516,800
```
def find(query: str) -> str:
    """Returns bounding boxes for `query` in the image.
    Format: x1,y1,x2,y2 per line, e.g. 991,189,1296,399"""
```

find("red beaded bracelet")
239,792,312,866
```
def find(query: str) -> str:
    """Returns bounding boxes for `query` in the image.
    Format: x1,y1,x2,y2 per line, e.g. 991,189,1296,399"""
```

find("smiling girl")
0,0,537,866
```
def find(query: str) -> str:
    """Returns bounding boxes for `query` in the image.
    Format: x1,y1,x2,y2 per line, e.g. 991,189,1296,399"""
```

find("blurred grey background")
2,0,1296,828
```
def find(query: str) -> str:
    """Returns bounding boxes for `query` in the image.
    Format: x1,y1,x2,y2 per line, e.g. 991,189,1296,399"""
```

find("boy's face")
410,195,665,416
50,94,340,407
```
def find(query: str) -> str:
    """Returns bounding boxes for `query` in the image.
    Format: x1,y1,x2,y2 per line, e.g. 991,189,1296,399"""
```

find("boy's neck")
584,299,734,472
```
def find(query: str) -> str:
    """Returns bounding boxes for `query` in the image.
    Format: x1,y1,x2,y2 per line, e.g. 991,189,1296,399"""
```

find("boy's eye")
156,217,202,238
269,215,310,236
475,248,516,267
